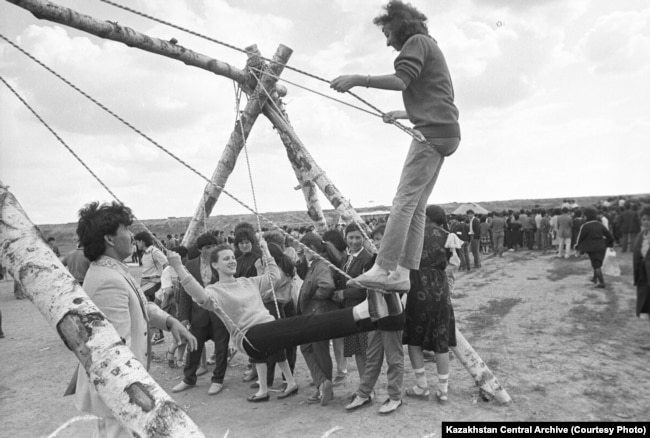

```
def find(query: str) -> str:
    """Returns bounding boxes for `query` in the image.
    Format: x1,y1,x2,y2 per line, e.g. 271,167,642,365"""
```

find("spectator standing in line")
571,210,585,255
490,211,506,257
534,208,543,250
540,209,552,254
62,244,91,286
134,231,168,344
479,216,491,254
522,211,536,250
557,208,573,258
621,203,642,253
450,216,470,270
467,210,481,268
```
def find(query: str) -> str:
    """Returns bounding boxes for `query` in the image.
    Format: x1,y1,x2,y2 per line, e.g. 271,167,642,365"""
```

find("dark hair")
344,223,363,237
425,205,446,225
172,245,189,259
466,209,475,215
373,0,429,47
133,231,153,247
268,242,295,278
263,230,285,248
196,232,219,250
583,207,598,221
234,227,258,247
301,231,324,254
209,243,235,264
322,229,347,252
371,224,386,239
76,201,133,262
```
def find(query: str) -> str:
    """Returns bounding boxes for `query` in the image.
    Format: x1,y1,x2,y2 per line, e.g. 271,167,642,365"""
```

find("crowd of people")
0,0,647,434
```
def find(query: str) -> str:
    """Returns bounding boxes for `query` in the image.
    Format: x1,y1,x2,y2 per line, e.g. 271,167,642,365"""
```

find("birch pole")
451,329,512,404
182,44,292,247
0,182,205,437
5,0,253,89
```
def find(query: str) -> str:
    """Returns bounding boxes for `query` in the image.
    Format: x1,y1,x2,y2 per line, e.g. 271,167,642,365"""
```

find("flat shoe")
196,366,208,377
208,383,223,396
172,381,193,393
378,398,402,415
405,386,430,400
242,371,258,382
346,272,388,290
277,384,299,399
435,390,448,405
345,395,371,411
247,393,269,402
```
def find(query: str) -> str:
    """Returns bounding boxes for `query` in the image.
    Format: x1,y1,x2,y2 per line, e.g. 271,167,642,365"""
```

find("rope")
96,0,428,145
0,73,259,352
232,78,282,319
0,74,168,252
0,33,377,291
250,71,378,253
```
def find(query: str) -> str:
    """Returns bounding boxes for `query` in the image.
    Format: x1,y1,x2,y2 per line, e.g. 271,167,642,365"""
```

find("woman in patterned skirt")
403,205,456,404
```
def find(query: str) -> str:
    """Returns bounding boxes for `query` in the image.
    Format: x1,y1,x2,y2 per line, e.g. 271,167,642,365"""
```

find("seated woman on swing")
166,238,385,402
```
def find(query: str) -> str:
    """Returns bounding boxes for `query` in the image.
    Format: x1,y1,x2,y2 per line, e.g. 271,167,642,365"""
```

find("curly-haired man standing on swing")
331,0,460,293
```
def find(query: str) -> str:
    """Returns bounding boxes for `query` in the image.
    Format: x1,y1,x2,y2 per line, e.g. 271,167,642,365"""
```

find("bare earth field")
1,249,649,438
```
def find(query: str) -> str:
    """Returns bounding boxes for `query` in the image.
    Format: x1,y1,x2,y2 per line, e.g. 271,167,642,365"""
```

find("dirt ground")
1,248,649,438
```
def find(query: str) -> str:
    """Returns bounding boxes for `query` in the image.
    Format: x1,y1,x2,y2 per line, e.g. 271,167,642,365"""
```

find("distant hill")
39,193,649,255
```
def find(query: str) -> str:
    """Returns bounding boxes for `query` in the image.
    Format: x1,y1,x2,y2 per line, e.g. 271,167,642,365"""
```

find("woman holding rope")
331,0,460,292
166,239,384,402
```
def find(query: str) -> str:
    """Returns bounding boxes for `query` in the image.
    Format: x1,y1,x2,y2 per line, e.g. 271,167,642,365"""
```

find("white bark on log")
182,45,292,247
5,0,254,88
451,329,512,404
0,182,205,437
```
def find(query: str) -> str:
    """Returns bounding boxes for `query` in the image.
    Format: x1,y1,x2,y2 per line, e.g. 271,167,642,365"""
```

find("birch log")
5,0,255,89
451,329,512,404
0,182,205,437
182,45,292,247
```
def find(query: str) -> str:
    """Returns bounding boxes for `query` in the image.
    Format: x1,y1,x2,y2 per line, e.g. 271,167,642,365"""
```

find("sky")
0,0,649,225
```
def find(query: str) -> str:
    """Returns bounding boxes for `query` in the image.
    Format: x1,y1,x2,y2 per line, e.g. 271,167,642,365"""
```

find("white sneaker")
378,398,402,415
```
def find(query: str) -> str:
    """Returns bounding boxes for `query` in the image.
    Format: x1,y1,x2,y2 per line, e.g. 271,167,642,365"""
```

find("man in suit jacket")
173,233,230,396
73,201,196,438
467,210,481,268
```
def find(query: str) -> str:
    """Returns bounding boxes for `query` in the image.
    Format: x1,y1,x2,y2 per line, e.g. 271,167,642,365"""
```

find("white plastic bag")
602,248,621,277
